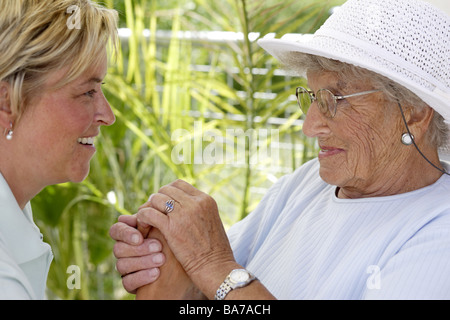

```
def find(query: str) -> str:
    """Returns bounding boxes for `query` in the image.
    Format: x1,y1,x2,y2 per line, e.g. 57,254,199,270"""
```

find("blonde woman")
0,0,117,299
112,0,450,300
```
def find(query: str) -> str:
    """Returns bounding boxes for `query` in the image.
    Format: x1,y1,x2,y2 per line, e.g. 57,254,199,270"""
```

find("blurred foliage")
33,0,342,299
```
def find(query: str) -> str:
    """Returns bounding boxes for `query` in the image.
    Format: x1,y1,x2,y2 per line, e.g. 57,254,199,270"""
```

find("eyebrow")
312,80,348,93
77,77,105,87
336,79,348,91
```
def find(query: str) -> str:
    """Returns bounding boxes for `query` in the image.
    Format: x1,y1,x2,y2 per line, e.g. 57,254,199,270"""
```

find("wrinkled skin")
303,70,439,199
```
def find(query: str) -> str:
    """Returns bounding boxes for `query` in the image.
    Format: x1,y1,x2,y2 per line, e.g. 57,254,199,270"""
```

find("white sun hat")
258,0,450,153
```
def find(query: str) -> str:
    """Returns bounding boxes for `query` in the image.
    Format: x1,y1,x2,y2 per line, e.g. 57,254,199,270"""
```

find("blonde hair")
283,52,448,149
0,0,118,121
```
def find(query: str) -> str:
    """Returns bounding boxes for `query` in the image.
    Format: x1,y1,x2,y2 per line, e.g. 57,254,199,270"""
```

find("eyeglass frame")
295,86,381,118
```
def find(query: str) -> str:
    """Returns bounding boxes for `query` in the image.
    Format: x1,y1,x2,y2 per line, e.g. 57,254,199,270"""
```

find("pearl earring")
5,122,13,141
401,132,414,146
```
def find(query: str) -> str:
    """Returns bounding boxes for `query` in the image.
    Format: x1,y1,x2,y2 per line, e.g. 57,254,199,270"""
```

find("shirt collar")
0,172,50,264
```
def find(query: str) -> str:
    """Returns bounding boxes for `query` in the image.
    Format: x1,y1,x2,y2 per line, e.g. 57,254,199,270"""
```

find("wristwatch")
214,269,256,300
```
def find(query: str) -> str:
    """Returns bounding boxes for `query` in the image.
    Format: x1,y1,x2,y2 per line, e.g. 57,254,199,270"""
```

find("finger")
116,251,166,276
118,214,137,228
136,207,169,234
157,185,190,205
146,193,178,215
109,221,143,245
113,238,162,258
168,179,203,196
138,190,171,211
137,221,151,239
138,199,153,211
121,268,161,294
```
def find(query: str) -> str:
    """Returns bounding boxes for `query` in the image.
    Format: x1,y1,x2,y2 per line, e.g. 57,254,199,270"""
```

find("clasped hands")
109,179,237,300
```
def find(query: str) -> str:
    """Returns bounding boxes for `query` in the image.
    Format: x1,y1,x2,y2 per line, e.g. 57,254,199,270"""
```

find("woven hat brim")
257,36,450,157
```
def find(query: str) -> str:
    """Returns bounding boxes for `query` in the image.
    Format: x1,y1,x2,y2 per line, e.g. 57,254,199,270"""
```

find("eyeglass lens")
296,87,336,118
317,89,336,117
296,88,312,114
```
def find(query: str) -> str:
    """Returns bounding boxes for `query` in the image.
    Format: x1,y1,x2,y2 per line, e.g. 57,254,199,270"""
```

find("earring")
5,122,13,141
401,132,414,146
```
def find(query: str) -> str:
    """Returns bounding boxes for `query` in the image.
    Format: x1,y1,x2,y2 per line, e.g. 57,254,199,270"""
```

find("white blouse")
0,173,53,299
228,158,450,299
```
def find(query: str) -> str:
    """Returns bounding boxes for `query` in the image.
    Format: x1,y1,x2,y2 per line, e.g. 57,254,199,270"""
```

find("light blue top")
228,158,450,299
0,173,53,299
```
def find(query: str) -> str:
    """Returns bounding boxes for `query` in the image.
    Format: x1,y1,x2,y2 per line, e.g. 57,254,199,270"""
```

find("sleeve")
0,237,35,300
363,212,450,299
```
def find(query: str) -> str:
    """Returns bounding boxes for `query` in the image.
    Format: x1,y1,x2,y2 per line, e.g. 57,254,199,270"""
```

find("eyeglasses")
295,86,381,118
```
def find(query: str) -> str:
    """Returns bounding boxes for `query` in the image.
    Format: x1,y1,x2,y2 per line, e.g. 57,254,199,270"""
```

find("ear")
0,81,15,130
406,105,435,142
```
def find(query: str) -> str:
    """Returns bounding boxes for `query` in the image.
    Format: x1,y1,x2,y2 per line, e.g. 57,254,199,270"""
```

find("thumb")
137,222,151,239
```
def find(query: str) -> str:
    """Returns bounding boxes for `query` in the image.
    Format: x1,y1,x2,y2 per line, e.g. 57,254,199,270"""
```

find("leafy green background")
32,0,343,299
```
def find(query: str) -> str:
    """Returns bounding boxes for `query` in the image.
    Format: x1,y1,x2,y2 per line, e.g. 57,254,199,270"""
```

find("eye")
84,89,97,98
83,83,105,98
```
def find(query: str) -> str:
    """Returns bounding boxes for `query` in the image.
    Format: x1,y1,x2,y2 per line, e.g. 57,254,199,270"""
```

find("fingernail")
131,234,140,245
149,242,160,252
148,268,159,279
152,253,164,264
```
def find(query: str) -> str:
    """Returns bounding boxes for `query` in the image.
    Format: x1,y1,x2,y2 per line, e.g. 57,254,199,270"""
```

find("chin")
76,171,90,183
318,168,348,188
68,166,91,183
71,176,89,183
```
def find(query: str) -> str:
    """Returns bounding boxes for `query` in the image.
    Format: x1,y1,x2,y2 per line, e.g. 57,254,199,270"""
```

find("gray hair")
283,53,448,149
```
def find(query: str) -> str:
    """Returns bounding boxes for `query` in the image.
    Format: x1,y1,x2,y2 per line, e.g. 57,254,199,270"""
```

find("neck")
338,147,443,199
0,168,44,210
0,152,44,210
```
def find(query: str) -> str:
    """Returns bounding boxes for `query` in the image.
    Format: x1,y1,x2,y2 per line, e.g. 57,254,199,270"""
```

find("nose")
95,92,115,126
302,101,331,138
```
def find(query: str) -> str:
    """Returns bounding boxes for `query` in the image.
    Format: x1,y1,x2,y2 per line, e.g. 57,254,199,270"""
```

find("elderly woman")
111,0,450,299
0,0,118,299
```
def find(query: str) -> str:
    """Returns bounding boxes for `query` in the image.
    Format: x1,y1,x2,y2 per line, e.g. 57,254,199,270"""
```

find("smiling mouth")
319,146,344,158
78,137,95,146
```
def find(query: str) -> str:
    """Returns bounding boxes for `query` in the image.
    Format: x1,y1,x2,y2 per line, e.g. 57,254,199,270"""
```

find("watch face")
230,269,250,283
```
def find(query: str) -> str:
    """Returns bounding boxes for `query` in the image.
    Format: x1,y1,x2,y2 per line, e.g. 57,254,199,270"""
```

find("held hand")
135,226,204,300
136,180,236,295
109,214,165,294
